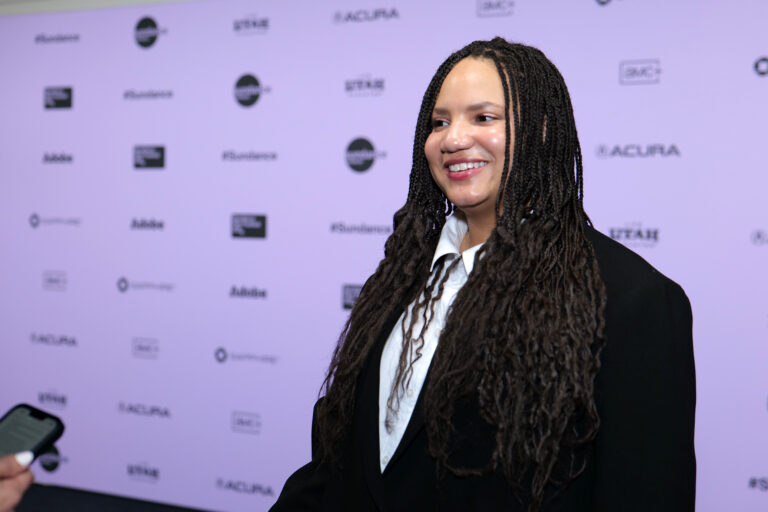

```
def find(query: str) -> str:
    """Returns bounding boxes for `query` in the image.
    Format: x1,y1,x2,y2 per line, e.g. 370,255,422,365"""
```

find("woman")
272,38,695,511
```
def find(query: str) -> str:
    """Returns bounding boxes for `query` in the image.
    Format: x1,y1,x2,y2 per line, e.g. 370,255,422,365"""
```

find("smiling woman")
271,38,696,512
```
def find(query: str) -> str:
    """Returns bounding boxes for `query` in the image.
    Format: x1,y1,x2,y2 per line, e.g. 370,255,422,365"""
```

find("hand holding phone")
0,452,35,512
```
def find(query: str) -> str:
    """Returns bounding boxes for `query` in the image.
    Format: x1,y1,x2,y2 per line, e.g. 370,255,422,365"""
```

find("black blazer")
271,228,696,511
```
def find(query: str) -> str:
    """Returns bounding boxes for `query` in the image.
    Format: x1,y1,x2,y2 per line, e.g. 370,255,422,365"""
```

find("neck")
458,210,496,252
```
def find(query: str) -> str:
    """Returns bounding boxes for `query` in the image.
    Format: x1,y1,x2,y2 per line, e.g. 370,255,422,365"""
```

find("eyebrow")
432,101,504,116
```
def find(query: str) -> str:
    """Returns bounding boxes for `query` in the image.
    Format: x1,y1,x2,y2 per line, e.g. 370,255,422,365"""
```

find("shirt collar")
430,215,484,274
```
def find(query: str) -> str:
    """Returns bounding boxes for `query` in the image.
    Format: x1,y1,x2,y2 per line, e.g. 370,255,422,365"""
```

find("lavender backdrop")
0,0,766,510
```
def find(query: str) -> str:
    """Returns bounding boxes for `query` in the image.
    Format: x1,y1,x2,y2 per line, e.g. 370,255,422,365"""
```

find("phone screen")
0,406,60,458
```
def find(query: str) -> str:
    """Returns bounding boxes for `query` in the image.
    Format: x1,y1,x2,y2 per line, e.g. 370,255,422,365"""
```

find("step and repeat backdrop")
0,0,765,510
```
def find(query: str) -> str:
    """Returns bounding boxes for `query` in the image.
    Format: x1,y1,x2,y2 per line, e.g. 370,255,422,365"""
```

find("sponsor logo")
135,17,165,48
619,59,661,85
476,0,514,17
38,391,67,409
44,87,72,109
330,222,391,235
30,333,77,347
131,218,164,230
232,214,266,238
39,446,67,473
333,8,399,23
34,33,79,44
127,463,160,482
215,478,274,496
346,137,386,172
230,286,267,298
234,74,271,107
29,213,81,228
132,337,159,359
123,89,173,100
214,347,277,365
118,402,171,418
609,222,659,248
43,152,73,164
43,271,67,291
345,74,385,97
596,144,680,158
134,146,165,169
234,14,269,35
231,411,261,435
749,477,768,491
752,230,767,246
222,150,277,162
342,284,362,310
755,57,768,76
116,277,174,293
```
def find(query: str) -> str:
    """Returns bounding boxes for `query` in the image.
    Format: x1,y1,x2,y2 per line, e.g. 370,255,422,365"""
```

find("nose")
441,119,473,152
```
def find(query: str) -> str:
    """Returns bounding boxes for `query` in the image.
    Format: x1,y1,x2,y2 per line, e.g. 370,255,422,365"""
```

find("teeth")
448,161,487,172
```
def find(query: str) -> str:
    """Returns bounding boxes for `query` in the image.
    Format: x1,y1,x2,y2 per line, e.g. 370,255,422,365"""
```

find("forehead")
433,57,505,108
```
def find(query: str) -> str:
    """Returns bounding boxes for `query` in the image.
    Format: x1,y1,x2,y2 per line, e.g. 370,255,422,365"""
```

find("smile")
447,161,487,172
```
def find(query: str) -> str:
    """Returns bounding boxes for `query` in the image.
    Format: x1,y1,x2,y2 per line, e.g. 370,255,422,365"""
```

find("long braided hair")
316,38,606,509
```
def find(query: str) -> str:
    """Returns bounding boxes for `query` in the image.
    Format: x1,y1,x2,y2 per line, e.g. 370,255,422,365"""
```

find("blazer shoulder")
585,226,688,306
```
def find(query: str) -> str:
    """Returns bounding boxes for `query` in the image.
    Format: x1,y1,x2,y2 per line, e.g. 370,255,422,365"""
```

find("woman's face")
425,57,511,222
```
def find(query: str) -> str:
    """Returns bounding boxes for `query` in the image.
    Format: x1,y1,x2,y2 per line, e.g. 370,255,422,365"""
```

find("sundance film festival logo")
215,478,274,496
609,222,659,248
755,57,768,76
34,33,79,44
29,213,81,228
131,218,164,230
234,14,269,35
333,7,399,23
135,17,166,48
43,152,73,163
752,230,768,246
127,463,160,482
232,214,266,238
330,222,391,235
231,411,261,435
134,146,165,169
234,74,271,107
214,347,277,365
749,477,768,491
596,144,680,158
346,138,386,172
38,391,67,409
44,87,72,109
118,401,171,418
132,337,159,359
477,0,514,17
222,150,277,162
30,332,77,347
123,89,173,100
39,446,67,473
619,59,661,85
345,74,385,97
117,277,174,293
343,284,362,309
43,271,67,291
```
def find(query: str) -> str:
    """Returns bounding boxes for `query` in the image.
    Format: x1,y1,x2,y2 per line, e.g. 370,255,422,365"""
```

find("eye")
476,114,497,122
430,118,448,129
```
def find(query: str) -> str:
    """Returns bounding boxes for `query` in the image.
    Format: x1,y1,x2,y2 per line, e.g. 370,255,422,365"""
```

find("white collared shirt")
378,215,483,472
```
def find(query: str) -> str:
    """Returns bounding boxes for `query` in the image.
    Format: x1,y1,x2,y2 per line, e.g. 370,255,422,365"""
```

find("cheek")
424,134,441,168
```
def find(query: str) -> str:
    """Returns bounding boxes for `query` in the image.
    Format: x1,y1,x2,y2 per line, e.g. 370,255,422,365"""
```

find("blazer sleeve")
592,277,696,511
269,398,329,512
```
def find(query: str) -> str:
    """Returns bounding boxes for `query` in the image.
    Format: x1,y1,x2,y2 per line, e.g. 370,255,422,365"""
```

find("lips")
444,158,488,180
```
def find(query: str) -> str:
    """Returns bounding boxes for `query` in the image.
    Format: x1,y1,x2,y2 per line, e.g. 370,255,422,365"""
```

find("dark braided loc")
316,38,606,511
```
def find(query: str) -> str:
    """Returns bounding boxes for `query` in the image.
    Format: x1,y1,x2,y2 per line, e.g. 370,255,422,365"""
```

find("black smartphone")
0,403,65,459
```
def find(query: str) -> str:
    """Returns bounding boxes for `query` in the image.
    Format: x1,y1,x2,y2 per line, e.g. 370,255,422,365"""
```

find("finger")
0,453,32,478
0,471,33,512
